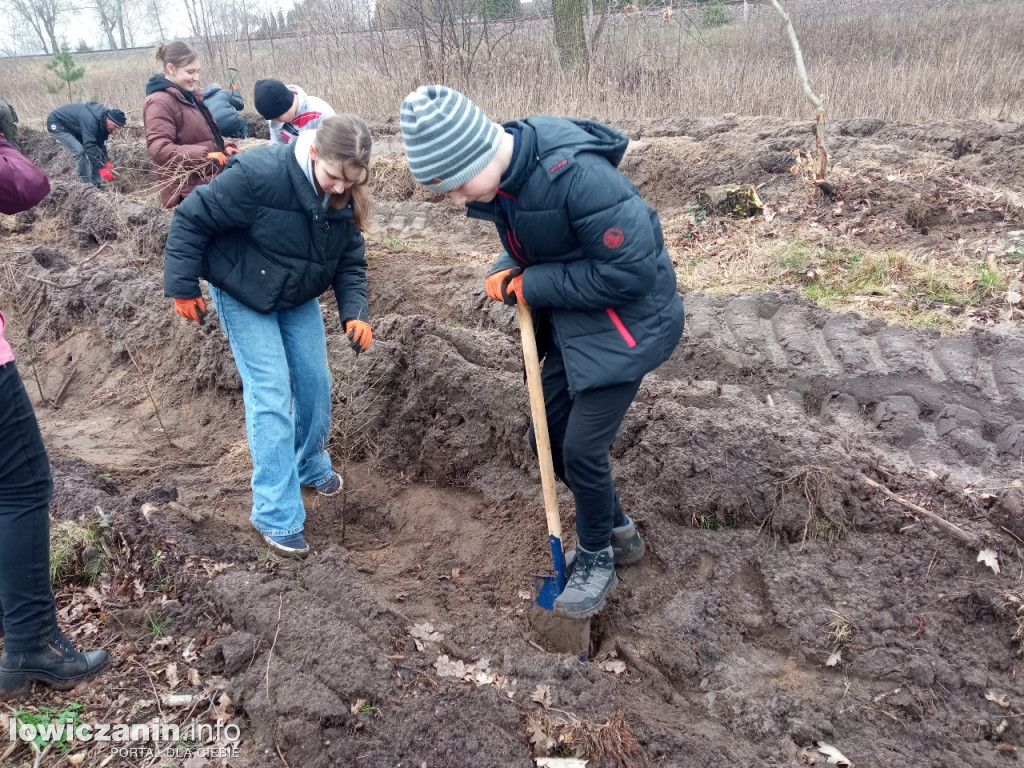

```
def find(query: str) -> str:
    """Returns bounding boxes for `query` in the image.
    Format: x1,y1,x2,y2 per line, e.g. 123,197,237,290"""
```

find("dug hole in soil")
2,115,1024,768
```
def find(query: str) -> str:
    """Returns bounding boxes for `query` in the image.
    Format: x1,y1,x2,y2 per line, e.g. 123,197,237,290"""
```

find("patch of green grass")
49,519,104,587
140,612,167,642
973,265,1008,299
777,241,815,273
380,235,405,247
12,702,86,753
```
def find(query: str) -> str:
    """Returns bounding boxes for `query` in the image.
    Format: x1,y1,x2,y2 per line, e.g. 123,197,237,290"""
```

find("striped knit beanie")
400,85,503,192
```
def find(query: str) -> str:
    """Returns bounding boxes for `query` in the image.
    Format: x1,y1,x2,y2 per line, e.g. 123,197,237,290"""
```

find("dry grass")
1,0,1020,126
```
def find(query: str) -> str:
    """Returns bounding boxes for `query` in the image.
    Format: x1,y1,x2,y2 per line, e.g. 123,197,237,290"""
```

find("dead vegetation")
526,702,642,768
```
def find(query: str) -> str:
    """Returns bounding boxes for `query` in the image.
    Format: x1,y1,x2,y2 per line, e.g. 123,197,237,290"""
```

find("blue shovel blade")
533,534,567,610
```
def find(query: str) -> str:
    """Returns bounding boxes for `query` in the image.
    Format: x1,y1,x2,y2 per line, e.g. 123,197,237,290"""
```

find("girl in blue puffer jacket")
164,115,374,559
401,86,685,618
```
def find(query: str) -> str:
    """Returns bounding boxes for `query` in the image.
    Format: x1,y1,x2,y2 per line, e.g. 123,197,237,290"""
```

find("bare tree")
91,0,120,49
6,0,69,54
145,0,167,42
769,0,829,185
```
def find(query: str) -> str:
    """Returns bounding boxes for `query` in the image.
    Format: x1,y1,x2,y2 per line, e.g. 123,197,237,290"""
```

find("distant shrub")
701,0,728,27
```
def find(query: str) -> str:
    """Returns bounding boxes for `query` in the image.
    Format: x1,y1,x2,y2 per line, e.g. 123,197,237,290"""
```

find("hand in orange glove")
98,167,115,182
485,267,524,305
207,152,228,166
224,145,242,156
344,319,372,353
174,297,207,325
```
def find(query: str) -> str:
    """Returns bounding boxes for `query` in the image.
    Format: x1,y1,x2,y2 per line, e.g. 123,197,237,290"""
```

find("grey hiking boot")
564,516,645,572
553,546,616,617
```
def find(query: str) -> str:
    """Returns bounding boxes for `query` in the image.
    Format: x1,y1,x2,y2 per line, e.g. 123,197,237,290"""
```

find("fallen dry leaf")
826,649,842,667
817,741,853,766
527,716,556,754
599,659,627,675
531,684,553,708
350,698,368,715
978,548,1001,575
985,690,1011,708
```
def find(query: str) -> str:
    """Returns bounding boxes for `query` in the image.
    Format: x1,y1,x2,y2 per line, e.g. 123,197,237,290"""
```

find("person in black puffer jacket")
164,114,374,559
401,86,685,619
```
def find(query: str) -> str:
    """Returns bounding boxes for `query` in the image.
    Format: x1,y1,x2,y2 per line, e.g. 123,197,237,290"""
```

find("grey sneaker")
564,516,645,571
553,546,616,617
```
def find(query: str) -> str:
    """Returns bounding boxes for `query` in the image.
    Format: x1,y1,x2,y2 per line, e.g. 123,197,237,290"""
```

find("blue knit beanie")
400,85,503,193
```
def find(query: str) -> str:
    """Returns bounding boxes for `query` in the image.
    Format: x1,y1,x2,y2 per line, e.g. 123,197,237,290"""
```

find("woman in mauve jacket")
143,39,239,208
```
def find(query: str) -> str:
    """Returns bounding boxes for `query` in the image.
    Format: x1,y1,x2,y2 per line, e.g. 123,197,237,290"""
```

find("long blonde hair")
315,115,372,230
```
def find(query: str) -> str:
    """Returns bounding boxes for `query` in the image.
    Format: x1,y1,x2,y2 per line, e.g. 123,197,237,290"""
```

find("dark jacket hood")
500,116,630,195
146,73,185,97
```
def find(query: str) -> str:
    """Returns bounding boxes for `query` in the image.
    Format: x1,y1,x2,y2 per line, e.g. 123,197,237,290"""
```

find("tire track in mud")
679,292,1024,475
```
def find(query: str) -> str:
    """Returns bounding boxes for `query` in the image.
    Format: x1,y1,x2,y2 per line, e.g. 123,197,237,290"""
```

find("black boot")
0,630,109,696
553,545,616,617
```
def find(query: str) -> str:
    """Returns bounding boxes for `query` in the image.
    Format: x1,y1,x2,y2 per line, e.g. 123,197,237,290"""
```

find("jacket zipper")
495,189,526,265
606,308,637,348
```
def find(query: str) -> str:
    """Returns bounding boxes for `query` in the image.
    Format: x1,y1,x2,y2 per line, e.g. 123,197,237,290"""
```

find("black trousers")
0,361,57,651
528,344,642,552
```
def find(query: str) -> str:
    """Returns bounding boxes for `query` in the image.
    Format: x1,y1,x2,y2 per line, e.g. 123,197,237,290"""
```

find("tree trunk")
553,0,588,74
98,6,118,50
116,0,128,48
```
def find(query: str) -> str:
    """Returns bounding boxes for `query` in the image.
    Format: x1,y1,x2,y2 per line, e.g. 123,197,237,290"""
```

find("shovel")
516,301,566,608
517,301,591,657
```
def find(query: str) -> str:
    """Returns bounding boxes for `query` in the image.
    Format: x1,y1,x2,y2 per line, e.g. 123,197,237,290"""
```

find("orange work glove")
485,267,524,305
207,152,228,166
224,145,242,156
344,319,372,353
98,167,115,182
174,297,207,325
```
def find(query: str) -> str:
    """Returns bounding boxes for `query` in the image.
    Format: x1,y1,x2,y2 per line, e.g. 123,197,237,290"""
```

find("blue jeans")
50,130,99,187
0,362,59,651
210,287,335,537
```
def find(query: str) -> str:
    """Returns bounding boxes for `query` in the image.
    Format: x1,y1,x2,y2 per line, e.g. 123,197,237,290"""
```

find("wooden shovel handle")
517,301,562,542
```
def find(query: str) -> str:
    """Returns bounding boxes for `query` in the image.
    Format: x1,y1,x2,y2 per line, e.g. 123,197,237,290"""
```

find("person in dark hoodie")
0,95,21,153
400,86,685,619
203,82,247,139
45,102,125,187
0,140,110,698
164,115,374,559
144,40,240,209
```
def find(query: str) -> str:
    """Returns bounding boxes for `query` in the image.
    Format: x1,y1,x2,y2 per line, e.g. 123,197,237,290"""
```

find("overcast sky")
0,0,292,56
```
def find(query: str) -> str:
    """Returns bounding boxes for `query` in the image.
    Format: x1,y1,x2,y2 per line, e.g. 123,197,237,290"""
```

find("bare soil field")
2,111,1024,768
